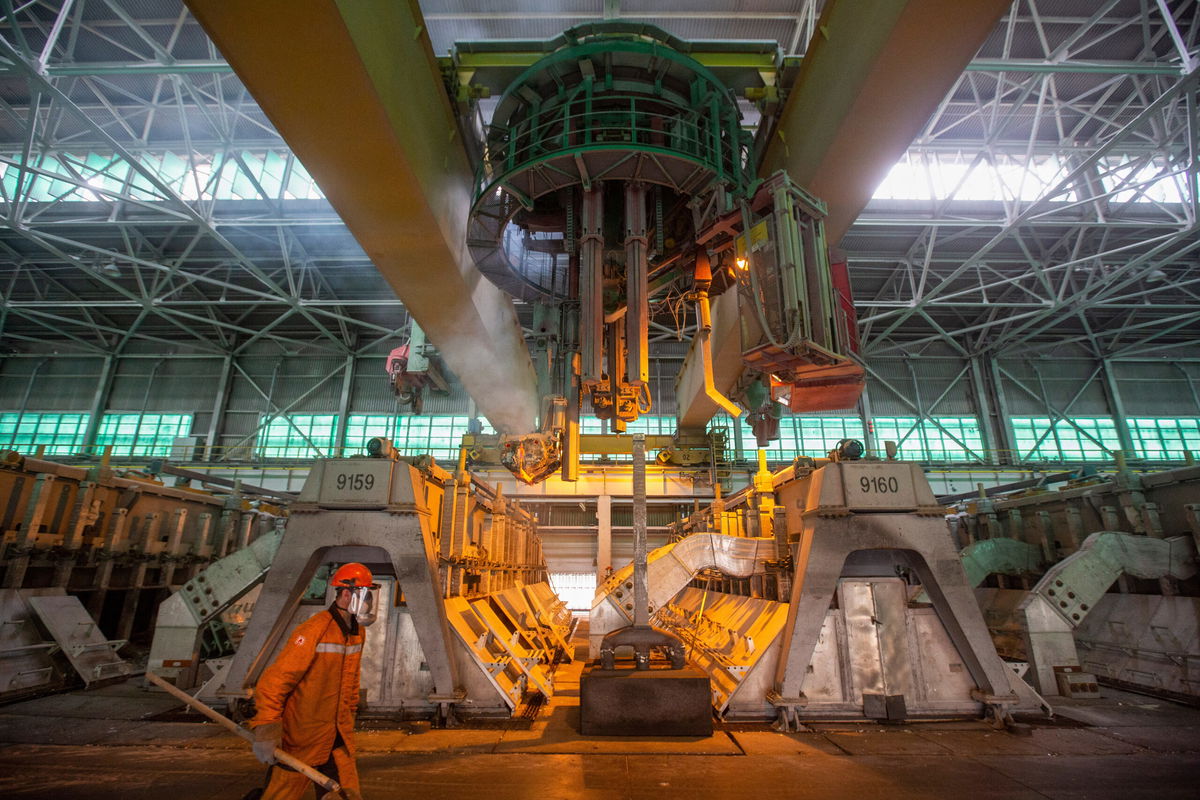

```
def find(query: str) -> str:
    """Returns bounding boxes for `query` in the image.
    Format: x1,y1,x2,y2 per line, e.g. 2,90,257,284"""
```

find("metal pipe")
130,360,164,458
631,433,649,627
695,294,742,418
624,182,649,387
580,186,604,384
5,359,44,451
936,470,1083,505
152,463,298,501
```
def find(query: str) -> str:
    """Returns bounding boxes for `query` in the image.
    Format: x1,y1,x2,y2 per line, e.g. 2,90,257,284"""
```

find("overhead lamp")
99,260,121,278
1145,268,1168,283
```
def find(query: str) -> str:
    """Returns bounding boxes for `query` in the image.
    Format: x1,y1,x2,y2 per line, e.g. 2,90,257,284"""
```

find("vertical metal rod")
256,362,281,460
632,433,649,627
1187,86,1199,224
206,353,234,461
6,359,44,450
130,359,163,457
595,494,612,586
36,0,77,72
563,354,581,482
333,352,356,456
80,355,116,457
580,185,604,384
624,182,649,388
1099,358,1136,457
988,358,1016,464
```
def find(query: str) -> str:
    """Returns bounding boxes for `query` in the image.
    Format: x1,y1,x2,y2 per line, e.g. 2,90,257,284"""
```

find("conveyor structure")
193,444,572,722
954,463,1200,700
0,449,283,645
592,452,1047,726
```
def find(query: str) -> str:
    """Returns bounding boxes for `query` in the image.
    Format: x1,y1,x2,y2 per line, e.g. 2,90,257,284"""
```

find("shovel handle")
145,671,344,796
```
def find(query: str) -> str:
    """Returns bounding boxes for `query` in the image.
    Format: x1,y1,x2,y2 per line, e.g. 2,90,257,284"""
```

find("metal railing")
474,98,751,203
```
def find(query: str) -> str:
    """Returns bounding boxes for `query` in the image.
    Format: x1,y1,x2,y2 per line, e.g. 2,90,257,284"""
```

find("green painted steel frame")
475,29,753,207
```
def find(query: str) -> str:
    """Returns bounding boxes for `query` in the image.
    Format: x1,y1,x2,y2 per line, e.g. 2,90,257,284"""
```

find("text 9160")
860,475,900,494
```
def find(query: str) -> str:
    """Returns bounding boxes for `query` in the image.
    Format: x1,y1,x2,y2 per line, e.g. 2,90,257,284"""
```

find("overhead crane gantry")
185,0,1010,485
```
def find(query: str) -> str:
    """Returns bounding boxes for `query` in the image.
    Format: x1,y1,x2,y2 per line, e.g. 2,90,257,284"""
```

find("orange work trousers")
261,744,358,800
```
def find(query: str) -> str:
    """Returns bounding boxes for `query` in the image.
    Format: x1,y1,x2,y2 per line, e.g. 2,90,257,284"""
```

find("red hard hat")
331,562,375,588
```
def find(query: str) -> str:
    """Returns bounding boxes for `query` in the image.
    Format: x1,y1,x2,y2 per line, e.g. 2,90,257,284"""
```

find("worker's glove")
321,789,362,800
252,722,282,765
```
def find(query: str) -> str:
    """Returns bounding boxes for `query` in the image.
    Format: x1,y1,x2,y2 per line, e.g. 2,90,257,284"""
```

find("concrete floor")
1,658,1198,799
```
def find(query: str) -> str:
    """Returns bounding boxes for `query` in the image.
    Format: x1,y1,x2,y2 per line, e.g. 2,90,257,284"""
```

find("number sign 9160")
336,473,375,492
860,475,900,494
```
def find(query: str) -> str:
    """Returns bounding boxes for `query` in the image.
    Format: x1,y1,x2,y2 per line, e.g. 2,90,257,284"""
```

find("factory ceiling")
0,0,1196,374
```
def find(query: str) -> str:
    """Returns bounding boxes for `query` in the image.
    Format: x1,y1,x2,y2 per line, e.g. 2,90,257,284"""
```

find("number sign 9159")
860,475,900,494
336,473,375,492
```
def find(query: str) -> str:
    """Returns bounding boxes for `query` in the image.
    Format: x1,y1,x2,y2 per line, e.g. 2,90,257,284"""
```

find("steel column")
185,0,538,433
624,183,649,388
580,186,605,385
596,494,612,585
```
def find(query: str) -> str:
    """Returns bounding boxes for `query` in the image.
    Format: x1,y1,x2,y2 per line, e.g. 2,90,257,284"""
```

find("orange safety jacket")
250,606,364,764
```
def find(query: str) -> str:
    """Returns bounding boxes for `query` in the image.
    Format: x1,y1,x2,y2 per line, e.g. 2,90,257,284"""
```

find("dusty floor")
1,655,1198,799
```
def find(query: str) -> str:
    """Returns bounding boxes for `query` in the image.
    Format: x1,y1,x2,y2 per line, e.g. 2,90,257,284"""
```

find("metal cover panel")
799,612,847,703
908,609,982,713
28,594,135,686
840,580,885,700
872,579,915,699
0,590,67,699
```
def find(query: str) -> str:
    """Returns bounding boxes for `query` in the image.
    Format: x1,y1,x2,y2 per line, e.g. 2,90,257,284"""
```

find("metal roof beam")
760,0,1012,244
184,0,538,433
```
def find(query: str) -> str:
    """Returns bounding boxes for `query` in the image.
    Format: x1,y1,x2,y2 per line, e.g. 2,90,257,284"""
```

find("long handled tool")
145,671,346,798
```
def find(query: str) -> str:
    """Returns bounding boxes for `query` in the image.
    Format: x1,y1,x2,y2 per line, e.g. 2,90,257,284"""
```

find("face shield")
339,585,380,627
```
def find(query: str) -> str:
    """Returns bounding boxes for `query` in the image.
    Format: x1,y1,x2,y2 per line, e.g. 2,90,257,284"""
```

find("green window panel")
1127,418,1200,461
0,412,90,455
344,414,400,452
1012,417,1122,462
95,413,192,457
284,159,324,200
711,415,865,462
872,417,985,462
793,416,868,458
620,415,675,436
344,414,497,462
1,150,326,204
255,414,337,460
260,151,290,198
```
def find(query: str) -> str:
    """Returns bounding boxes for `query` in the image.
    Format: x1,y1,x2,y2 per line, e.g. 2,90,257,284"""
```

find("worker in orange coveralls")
247,562,379,800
